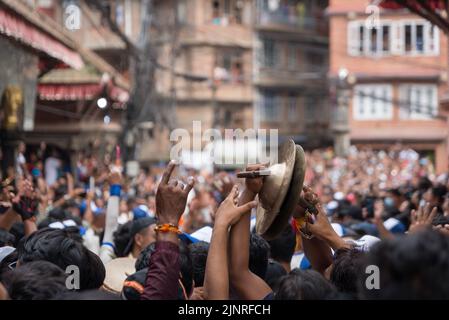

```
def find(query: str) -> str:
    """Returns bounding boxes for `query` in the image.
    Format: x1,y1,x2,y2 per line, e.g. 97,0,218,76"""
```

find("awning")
38,83,129,103
0,6,84,69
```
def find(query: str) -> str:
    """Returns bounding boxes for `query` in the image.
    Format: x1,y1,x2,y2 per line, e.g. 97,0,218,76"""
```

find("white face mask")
419,199,427,207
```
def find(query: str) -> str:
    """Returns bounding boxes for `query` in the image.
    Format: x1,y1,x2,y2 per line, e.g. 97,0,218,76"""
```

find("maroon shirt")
141,241,180,300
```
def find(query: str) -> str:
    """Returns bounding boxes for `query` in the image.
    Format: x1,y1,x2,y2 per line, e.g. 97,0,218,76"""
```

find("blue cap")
133,207,148,220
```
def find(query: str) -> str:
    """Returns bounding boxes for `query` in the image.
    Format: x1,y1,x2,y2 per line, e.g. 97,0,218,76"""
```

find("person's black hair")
359,230,449,299
267,226,295,265
275,269,338,300
264,259,287,291
432,215,449,227
9,222,24,248
189,241,209,287
179,241,193,297
431,185,447,205
418,177,432,193
387,188,402,197
55,289,120,300
4,261,67,300
18,228,105,290
134,242,156,271
249,232,270,279
113,221,133,257
48,207,69,220
330,248,366,298
0,229,15,247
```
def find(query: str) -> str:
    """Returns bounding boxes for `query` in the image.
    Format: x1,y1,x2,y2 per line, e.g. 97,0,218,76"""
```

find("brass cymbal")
255,139,296,236
262,144,306,240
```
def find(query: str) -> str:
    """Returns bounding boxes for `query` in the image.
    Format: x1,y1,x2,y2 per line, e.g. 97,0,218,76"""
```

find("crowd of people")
0,141,449,300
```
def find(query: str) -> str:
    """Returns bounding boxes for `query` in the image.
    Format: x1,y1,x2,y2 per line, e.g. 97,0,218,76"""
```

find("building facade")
11,0,330,166
328,0,448,173
253,0,329,147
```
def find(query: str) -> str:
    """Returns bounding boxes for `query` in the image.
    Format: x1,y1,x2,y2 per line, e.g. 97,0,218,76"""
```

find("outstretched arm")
229,165,272,300
99,172,122,264
204,185,257,300
141,161,194,300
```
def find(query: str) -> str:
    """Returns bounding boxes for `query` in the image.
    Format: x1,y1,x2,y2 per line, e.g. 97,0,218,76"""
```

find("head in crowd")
384,188,404,214
267,225,296,272
264,259,287,291
123,217,157,258
18,228,105,290
56,289,121,300
189,241,209,288
330,248,366,298
275,269,338,300
249,232,270,279
360,230,449,299
0,229,15,247
424,185,447,213
113,221,133,257
3,261,67,300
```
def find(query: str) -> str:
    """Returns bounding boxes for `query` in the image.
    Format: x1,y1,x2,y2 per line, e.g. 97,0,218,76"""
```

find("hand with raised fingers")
156,161,195,225
12,179,38,221
409,204,438,233
214,185,257,228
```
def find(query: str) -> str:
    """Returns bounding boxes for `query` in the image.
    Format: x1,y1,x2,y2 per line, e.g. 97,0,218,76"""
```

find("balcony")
255,68,326,89
255,7,328,36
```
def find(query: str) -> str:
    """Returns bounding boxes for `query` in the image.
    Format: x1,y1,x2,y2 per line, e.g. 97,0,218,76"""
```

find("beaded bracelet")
155,223,181,234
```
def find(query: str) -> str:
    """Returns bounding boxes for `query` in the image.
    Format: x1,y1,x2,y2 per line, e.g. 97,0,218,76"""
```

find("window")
263,39,278,67
260,92,280,122
177,0,187,24
288,43,297,70
353,84,393,120
304,96,318,123
348,20,439,57
401,21,439,55
306,50,326,72
215,50,244,83
348,21,391,56
211,0,243,25
288,94,298,122
399,84,438,120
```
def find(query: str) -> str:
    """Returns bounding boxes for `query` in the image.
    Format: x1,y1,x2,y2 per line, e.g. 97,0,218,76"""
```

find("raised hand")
156,161,194,225
409,204,437,233
12,179,38,221
214,185,257,228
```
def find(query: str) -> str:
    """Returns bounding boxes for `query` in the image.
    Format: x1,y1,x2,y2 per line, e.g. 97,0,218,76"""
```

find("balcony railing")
256,8,327,34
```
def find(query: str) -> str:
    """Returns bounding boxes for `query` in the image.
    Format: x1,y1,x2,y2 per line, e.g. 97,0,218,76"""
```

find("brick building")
328,0,449,173
13,0,330,165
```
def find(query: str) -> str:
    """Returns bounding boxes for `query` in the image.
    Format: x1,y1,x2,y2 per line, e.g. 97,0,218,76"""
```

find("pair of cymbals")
237,139,306,240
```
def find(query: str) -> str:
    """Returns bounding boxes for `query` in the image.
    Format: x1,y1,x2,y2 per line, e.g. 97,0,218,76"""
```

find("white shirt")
45,157,60,186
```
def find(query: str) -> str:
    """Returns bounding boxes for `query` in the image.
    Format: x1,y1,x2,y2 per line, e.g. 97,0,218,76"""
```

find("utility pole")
331,68,353,157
